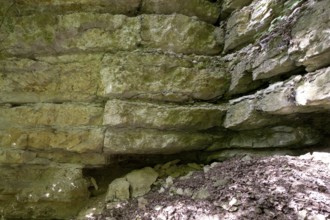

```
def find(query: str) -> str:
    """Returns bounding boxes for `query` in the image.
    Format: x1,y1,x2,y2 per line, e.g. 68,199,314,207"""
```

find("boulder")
105,177,130,202
125,167,158,198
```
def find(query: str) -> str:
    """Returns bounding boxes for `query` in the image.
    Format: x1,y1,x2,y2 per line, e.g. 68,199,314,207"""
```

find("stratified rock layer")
0,0,329,219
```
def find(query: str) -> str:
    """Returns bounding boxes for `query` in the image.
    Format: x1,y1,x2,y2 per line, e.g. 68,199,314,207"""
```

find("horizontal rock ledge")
224,66,330,130
104,128,215,155
100,52,228,102
103,99,227,131
0,13,221,57
0,127,104,153
0,103,104,128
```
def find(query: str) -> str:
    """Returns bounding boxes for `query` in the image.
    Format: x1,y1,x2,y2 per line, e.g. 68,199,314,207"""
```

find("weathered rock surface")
208,126,320,151
141,0,220,24
2,0,141,16
141,14,222,55
104,128,214,154
0,54,102,103
225,67,330,130
0,0,329,219
0,103,103,128
104,99,226,131
101,52,228,102
289,0,330,72
0,166,89,219
0,127,104,153
105,167,158,201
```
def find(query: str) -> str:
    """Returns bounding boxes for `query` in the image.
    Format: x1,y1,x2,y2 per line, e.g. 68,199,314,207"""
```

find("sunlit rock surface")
0,0,329,218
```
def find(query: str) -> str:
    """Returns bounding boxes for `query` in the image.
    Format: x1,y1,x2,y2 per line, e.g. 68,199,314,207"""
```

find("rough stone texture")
141,0,221,24
224,67,330,130
295,67,330,109
289,0,330,72
224,97,282,130
0,148,106,166
223,45,264,95
0,13,141,56
0,54,102,103
2,0,141,16
103,99,226,131
104,128,215,154
105,177,130,202
224,0,278,52
0,166,89,219
141,14,222,55
101,52,228,102
0,103,103,128
125,167,158,198
0,127,104,153
208,126,320,151
0,0,330,218
221,0,254,16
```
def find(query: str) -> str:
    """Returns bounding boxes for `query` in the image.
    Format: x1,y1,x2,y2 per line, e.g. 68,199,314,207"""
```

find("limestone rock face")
141,0,220,24
103,99,226,131
104,128,215,154
289,0,330,72
100,52,228,102
0,0,329,219
0,54,102,103
141,14,222,55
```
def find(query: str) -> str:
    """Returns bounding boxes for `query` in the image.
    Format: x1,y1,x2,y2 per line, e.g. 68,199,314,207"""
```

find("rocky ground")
92,153,330,220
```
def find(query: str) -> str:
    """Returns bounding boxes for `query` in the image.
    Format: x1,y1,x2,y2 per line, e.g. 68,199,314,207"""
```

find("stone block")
223,45,264,95
105,177,130,202
141,0,221,24
0,127,104,153
0,103,103,128
296,67,330,109
0,54,102,103
103,99,226,131
141,14,222,55
289,0,330,72
0,165,89,219
104,128,214,154
209,126,320,151
0,148,106,166
223,97,281,130
224,0,276,52
13,0,141,15
125,167,158,198
0,13,141,56
101,52,228,102
222,0,253,16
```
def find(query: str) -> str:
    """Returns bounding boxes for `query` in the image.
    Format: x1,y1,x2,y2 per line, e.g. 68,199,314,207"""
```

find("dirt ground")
95,153,330,220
